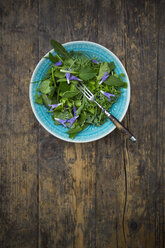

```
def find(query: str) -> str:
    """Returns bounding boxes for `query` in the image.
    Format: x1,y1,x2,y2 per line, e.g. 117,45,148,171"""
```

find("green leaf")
69,133,77,138
64,58,75,67
88,107,95,114
67,125,82,138
86,115,95,124
42,94,52,107
54,71,65,78
62,91,79,99
67,126,82,134
82,123,89,130
104,75,125,87
79,112,87,126
58,82,70,93
54,111,72,120
50,40,72,60
97,62,110,80
39,80,52,94
76,96,85,115
57,78,67,83
48,52,58,63
35,94,43,105
79,66,97,80
109,62,115,72
120,73,125,77
48,87,55,97
123,82,127,88
68,123,89,138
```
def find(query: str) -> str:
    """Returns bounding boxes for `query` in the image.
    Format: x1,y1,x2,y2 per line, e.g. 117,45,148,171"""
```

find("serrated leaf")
57,78,67,83
58,82,70,93
79,66,97,80
39,80,52,94
42,94,52,107
109,62,115,71
64,58,75,67
49,52,58,63
50,40,72,60
62,91,79,99
104,75,125,87
35,94,43,105
54,71,65,78
97,62,110,80
54,111,72,120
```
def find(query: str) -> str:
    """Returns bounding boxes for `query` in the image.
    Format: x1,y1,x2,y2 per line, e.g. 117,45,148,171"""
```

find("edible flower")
99,72,109,85
67,106,79,127
65,69,72,84
73,105,77,116
54,118,67,127
91,59,99,64
67,116,79,127
70,75,82,81
100,90,115,102
65,105,69,110
49,103,62,111
55,60,62,66
65,69,82,84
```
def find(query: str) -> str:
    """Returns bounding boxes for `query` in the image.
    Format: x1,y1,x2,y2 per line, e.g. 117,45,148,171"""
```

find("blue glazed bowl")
29,41,130,143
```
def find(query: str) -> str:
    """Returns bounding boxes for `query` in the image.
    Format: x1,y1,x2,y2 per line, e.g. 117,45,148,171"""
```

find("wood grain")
97,1,127,247
0,0,164,248
38,1,98,247
124,1,164,247
0,0,39,247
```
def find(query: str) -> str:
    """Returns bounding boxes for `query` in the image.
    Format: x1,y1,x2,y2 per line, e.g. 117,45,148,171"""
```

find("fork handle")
105,111,136,142
95,101,136,142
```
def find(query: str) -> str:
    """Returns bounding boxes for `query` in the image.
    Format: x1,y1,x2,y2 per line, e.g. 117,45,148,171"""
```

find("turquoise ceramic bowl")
29,41,130,143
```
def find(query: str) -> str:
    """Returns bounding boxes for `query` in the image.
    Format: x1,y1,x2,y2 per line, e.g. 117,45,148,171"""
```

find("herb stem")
51,68,56,87
60,69,78,74
56,54,64,63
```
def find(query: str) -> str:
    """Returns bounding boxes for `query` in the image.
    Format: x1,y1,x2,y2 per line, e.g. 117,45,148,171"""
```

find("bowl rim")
29,40,130,143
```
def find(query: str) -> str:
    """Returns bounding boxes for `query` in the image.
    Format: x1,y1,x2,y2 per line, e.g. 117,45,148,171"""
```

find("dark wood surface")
0,0,164,247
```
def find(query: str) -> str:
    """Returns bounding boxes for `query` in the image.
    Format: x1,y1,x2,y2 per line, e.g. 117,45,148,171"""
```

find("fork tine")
78,82,93,97
77,84,91,98
77,84,91,99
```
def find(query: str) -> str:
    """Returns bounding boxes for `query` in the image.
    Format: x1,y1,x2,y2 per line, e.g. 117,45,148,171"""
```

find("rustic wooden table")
0,0,164,247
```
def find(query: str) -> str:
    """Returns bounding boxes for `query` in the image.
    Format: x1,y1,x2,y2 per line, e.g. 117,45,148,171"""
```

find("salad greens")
34,39,127,138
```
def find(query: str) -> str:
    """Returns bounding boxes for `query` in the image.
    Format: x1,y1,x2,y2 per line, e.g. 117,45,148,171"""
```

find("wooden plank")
123,0,164,247
156,0,165,247
97,1,127,247
0,0,39,247
0,0,164,247
38,1,98,247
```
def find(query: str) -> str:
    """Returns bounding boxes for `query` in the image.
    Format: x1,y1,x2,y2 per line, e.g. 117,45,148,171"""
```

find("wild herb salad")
34,40,127,138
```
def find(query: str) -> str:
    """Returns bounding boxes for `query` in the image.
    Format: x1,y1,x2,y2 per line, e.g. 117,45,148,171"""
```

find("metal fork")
77,82,136,142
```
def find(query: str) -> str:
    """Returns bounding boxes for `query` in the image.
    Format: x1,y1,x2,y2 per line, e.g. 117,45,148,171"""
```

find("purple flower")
67,116,79,127
55,60,62,66
65,69,72,84
65,69,82,84
100,90,115,102
73,105,77,116
99,72,109,85
91,59,99,64
70,75,82,81
54,118,67,127
66,106,79,127
49,103,62,111
65,105,69,111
